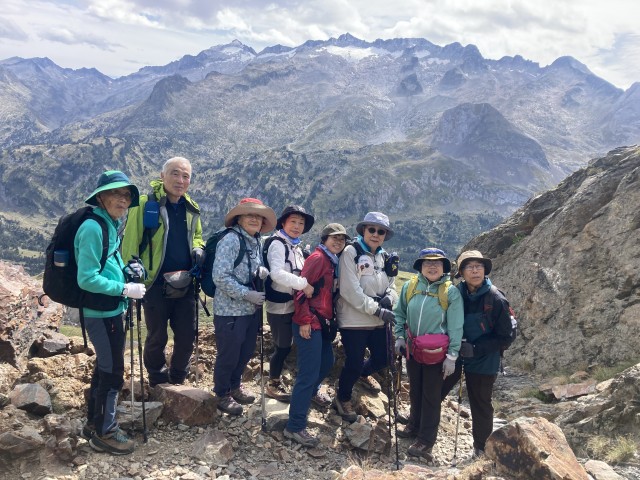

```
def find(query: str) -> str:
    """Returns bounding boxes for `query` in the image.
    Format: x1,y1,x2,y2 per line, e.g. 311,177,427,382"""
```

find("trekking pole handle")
130,255,143,283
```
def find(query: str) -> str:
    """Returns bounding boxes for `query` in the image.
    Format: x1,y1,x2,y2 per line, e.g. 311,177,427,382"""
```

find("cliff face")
464,145,640,373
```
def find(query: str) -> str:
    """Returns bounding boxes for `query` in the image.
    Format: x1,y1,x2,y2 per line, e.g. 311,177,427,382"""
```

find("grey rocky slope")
464,145,640,374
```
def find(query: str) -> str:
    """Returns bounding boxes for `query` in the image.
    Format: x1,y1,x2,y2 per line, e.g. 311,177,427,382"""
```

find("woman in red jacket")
283,223,350,447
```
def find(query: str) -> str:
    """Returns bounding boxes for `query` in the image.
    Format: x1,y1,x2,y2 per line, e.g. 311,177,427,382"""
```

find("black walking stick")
451,364,465,467
385,320,401,470
253,274,267,433
190,265,210,386
126,300,135,435
131,256,148,443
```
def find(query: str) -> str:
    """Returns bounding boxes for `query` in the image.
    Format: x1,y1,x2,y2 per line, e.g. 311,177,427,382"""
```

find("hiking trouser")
85,313,126,436
441,363,497,451
287,324,334,432
266,312,293,379
213,311,261,397
337,326,388,401
142,282,196,385
406,356,443,448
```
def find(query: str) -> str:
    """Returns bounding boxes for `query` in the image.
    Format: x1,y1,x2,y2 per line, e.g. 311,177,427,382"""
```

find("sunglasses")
366,227,387,236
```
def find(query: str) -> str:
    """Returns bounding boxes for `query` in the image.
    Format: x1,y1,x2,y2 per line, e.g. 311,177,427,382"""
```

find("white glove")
255,266,269,280
244,290,265,305
394,338,406,356
123,283,146,299
442,355,457,379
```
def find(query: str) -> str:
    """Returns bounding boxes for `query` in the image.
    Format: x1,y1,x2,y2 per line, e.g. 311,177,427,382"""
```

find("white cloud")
0,0,637,88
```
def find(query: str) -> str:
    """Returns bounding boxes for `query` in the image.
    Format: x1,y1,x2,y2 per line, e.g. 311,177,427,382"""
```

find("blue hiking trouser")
85,312,126,436
287,324,334,432
213,311,261,397
142,282,196,385
337,326,388,401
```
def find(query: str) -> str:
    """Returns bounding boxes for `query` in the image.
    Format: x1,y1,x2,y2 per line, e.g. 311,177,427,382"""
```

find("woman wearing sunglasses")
333,212,398,422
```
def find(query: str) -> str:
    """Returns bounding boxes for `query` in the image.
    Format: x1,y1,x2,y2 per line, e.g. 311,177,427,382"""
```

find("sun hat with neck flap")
85,170,140,208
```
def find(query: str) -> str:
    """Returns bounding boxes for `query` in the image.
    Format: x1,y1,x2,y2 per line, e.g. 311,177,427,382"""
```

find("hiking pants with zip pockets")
406,356,444,448
213,311,261,397
441,363,497,451
85,313,126,436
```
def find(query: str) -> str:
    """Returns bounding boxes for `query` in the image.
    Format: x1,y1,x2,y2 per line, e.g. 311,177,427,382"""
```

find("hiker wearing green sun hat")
75,170,145,456
393,247,463,461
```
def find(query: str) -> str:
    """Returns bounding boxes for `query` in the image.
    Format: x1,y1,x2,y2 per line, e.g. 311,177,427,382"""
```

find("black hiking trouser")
85,313,126,436
441,363,497,451
406,357,443,448
142,282,196,385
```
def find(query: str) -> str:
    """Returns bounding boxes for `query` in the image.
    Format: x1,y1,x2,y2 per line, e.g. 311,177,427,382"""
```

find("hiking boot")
358,375,381,393
81,423,94,440
333,397,358,423
230,385,256,405
217,395,243,415
407,440,433,461
265,379,291,402
396,423,417,439
283,428,320,448
472,447,485,459
311,390,332,408
89,428,135,455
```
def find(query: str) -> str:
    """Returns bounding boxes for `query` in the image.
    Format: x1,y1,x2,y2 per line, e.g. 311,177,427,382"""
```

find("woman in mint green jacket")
393,248,463,462
75,170,145,456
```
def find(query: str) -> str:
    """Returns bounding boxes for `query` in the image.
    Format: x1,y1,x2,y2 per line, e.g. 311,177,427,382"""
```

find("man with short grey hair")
122,157,205,386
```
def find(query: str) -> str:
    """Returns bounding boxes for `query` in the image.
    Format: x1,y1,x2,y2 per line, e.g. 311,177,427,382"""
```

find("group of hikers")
71,156,516,462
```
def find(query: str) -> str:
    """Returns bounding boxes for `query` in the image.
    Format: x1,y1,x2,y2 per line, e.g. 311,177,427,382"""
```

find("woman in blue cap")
77,170,146,455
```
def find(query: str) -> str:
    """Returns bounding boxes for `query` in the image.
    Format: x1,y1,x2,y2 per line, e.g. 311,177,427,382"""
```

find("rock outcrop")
464,145,640,373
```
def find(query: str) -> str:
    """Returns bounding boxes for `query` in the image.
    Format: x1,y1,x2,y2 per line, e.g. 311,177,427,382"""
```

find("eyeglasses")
107,190,132,201
463,263,485,272
366,227,387,236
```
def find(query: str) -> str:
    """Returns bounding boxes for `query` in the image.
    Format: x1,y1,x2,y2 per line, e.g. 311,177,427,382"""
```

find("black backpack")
262,236,295,303
200,228,246,298
41,206,121,346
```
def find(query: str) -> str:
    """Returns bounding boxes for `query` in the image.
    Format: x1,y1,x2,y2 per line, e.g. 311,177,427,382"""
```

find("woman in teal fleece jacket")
75,170,146,456
393,248,463,462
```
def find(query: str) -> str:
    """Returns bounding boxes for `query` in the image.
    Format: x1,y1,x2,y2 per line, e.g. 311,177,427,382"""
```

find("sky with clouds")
1,0,638,89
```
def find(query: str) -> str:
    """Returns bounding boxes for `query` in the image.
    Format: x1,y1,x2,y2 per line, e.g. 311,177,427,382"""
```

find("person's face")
161,161,191,201
362,224,387,250
323,234,347,255
237,213,264,236
98,187,132,220
461,260,486,290
420,259,444,282
282,214,305,239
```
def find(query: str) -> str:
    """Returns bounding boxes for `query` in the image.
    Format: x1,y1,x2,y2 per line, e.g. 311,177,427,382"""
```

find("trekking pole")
126,301,135,436
254,274,267,432
451,365,464,467
131,256,148,443
385,321,401,470
194,278,200,385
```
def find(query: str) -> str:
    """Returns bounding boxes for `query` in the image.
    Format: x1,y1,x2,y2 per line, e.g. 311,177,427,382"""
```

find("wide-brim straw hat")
276,205,315,233
456,250,492,276
413,247,452,273
355,211,394,240
224,197,276,233
85,170,140,208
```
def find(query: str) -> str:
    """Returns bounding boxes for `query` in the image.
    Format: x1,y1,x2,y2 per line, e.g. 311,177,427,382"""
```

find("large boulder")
486,416,588,480
8,383,52,416
465,146,640,373
151,384,219,426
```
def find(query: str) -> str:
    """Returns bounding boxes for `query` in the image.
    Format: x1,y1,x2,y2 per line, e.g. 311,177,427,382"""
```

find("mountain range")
0,33,638,273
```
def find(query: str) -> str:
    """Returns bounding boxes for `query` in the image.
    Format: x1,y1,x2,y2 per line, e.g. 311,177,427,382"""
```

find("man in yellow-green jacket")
122,157,204,386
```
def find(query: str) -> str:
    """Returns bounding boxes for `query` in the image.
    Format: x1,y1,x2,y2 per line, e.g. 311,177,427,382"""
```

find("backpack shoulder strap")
405,274,420,304
437,279,453,311
263,235,289,270
227,228,246,268
85,211,110,273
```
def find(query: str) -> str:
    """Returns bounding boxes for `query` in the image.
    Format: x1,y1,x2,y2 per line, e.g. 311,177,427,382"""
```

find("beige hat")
456,250,492,277
321,223,351,240
224,198,277,233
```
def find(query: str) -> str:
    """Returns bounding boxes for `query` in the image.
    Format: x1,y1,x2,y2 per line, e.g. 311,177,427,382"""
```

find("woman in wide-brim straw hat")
212,198,276,416
441,250,516,459
78,170,146,456
333,211,399,423
393,247,463,461
263,205,316,403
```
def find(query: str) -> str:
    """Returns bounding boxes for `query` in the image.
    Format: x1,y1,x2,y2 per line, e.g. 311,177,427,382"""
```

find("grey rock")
8,383,52,415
